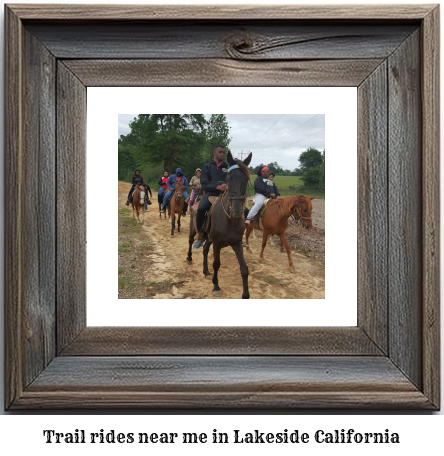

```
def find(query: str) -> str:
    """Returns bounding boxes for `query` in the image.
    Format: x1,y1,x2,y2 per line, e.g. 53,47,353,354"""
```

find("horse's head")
225,151,252,218
174,180,184,200
294,195,316,229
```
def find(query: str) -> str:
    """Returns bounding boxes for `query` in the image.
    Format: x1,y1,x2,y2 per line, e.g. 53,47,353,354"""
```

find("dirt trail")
118,181,325,299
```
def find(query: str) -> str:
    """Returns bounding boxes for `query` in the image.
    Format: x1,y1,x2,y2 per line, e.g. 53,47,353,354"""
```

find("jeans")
158,187,166,204
127,184,136,199
162,189,189,210
247,193,267,219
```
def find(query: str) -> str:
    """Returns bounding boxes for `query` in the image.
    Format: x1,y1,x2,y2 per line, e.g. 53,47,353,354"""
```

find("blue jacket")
166,168,189,190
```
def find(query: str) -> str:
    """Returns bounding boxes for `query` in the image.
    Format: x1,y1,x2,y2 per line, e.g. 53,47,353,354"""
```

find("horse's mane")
269,195,303,217
232,159,251,180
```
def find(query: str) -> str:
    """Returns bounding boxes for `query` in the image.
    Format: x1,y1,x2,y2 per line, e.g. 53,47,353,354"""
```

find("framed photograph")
5,4,440,409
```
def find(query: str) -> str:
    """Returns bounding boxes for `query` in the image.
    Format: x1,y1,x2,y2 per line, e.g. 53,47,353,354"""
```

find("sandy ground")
118,182,325,299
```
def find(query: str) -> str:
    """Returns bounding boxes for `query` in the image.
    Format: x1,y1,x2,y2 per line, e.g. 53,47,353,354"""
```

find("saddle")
191,195,223,234
246,196,271,228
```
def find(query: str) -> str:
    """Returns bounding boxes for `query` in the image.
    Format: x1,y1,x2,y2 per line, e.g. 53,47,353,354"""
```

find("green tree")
204,114,232,160
318,149,325,190
298,147,323,172
302,167,321,188
125,114,207,172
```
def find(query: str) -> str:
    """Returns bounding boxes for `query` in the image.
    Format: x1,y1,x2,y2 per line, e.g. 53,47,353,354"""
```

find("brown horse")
244,195,315,272
131,184,145,225
168,180,185,237
187,151,252,298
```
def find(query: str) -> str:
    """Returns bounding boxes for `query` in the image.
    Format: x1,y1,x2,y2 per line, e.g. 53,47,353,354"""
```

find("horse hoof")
205,274,212,280
187,260,192,265
288,267,296,273
213,290,222,297
170,235,174,238
247,250,252,254
280,248,285,253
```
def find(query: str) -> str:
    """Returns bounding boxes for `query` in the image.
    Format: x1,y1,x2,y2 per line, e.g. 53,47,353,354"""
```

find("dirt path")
118,181,325,299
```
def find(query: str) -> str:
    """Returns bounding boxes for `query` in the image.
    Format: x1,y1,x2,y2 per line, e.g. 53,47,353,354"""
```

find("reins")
294,204,312,221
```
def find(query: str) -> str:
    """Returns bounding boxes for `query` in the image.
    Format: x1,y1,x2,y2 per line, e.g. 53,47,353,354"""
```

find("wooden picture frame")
5,4,440,410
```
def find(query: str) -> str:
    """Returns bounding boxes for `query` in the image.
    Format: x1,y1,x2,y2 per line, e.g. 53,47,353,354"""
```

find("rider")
160,167,189,216
267,171,281,197
245,166,277,224
125,169,144,205
157,171,169,206
189,168,202,210
193,145,228,250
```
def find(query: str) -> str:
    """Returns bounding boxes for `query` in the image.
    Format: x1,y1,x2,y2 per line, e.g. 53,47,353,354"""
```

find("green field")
246,175,324,199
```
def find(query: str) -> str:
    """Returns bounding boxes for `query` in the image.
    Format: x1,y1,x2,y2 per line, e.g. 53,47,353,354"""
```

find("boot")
125,197,129,206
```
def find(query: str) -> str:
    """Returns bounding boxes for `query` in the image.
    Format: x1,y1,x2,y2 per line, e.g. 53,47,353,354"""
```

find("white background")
87,87,357,326
0,0,442,447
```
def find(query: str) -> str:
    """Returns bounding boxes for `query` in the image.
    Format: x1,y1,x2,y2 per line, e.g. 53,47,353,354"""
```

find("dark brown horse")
244,195,315,272
168,180,185,237
187,151,252,298
159,192,167,220
131,184,145,225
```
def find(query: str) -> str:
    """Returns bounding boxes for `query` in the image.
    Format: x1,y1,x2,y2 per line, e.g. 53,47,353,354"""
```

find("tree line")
119,114,324,190
249,147,325,190
118,114,231,184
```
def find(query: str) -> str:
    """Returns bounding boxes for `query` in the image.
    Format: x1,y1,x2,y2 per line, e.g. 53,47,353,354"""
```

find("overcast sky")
118,114,325,170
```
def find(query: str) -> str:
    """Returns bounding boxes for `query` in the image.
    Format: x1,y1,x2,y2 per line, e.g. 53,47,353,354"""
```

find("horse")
168,180,185,237
131,184,145,225
187,151,252,299
159,192,168,220
244,195,315,272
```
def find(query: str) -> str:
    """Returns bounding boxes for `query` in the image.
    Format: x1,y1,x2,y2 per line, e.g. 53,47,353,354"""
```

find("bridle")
293,203,312,223
220,164,247,219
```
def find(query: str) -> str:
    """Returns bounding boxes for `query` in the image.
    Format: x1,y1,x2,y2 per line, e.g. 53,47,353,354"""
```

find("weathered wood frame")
5,4,440,409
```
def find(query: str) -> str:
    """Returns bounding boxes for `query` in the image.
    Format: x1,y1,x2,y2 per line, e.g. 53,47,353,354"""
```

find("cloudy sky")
118,114,325,170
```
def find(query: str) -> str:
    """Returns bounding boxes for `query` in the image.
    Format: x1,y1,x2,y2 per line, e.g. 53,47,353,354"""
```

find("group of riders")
125,145,280,250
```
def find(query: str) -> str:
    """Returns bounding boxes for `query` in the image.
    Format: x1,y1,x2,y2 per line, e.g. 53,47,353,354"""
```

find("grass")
253,274,279,285
118,242,131,253
246,174,324,199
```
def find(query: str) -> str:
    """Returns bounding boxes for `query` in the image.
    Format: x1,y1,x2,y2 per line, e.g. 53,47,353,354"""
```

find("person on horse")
193,145,228,249
160,167,189,216
267,171,281,197
125,169,144,206
157,171,169,206
188,168,202,214
245,166,277,224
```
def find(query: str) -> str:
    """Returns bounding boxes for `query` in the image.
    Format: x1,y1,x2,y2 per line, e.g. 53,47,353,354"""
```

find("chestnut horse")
131,184,146,225
244,195,315,272
168,180,185,237
187,151,252,298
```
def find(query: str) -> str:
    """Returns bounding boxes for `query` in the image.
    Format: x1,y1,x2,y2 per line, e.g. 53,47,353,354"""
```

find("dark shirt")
253,176,276,198
132,175,144,186
200,160,228,196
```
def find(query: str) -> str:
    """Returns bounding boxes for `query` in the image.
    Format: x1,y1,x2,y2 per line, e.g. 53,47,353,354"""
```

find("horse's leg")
259,230,270,261
187,219,195,264
280,239,285,253
245,224,253,254
170,212,175,237
141,206,145,225
212,242,222,296
177,212,181,234
232,242,250,299
203,240,213,279
279,232,295,272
